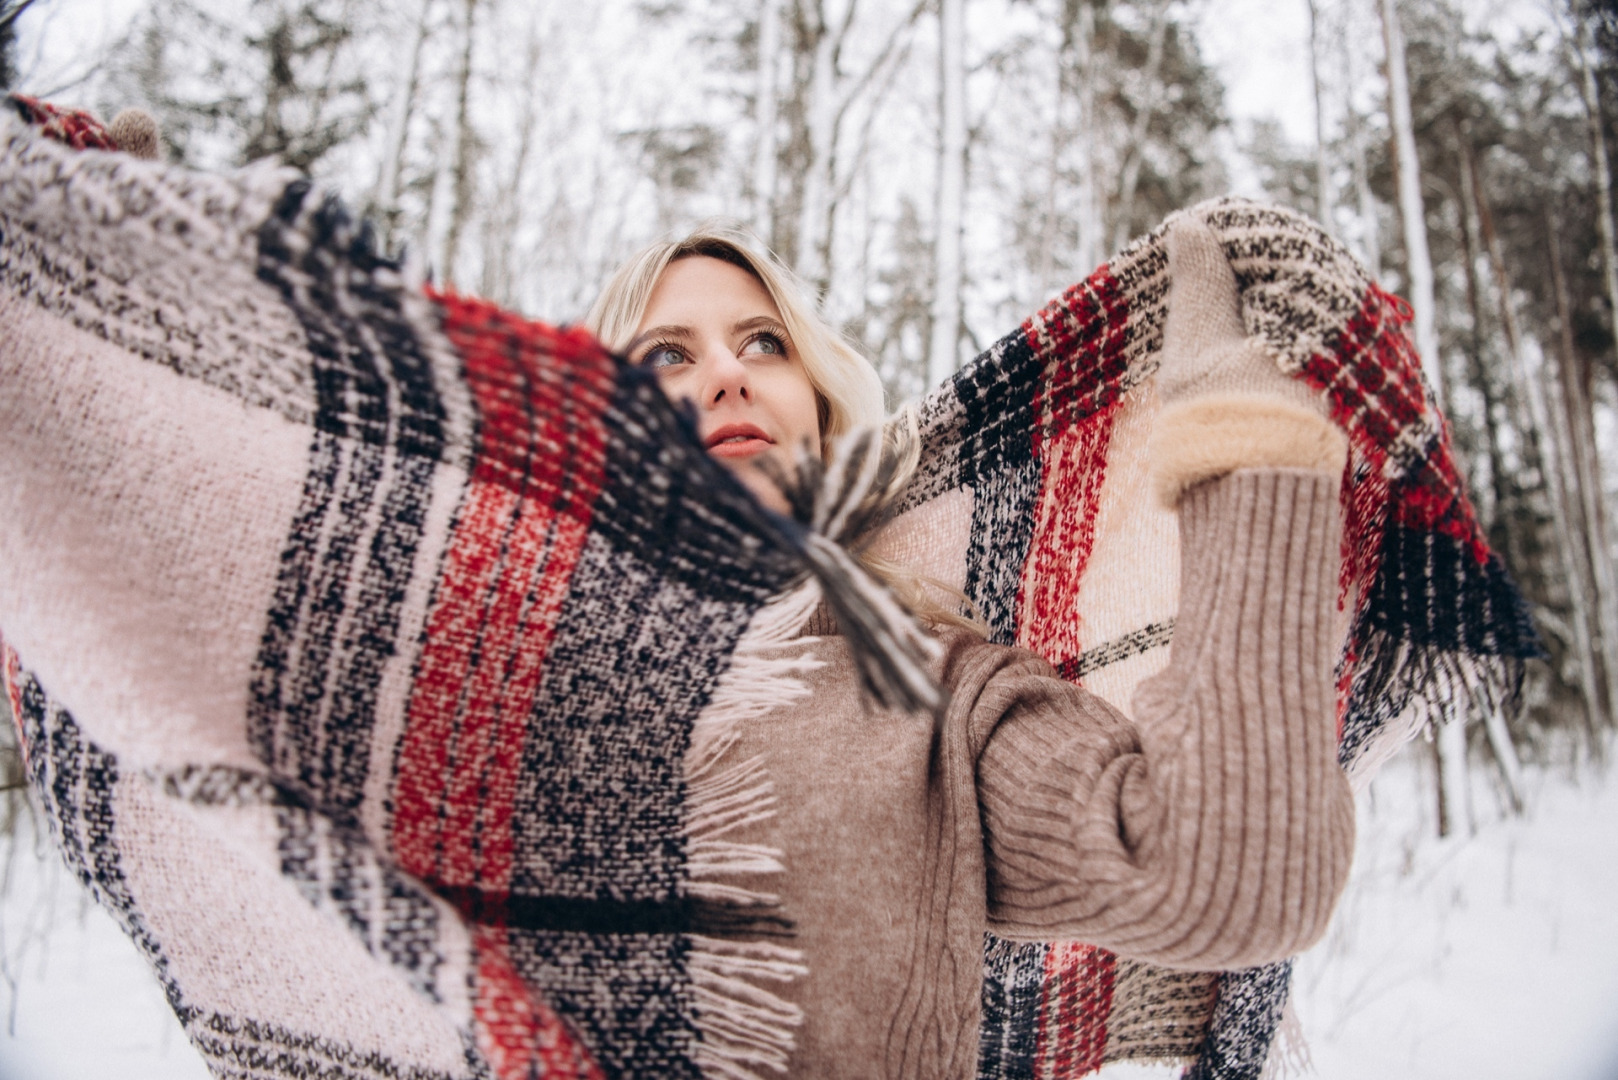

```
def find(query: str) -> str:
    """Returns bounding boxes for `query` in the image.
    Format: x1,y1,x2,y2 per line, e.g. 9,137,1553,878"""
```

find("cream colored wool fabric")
1150,397,1349,507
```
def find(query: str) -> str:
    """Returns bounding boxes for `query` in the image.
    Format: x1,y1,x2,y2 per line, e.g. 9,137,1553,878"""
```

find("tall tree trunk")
1576,12,1618,388
1035,106,1063,301
1074,0,1100,274
1468,137,1606,752
753,0,782,241
1572,12,1618,724
1342,22,1381,277
1038,2,1078,298
1452,155,1530,806
794,0,836,292
441,0,479,289
372,0,434,253
1380,0,1442,406
1307,0,1334,233
1384,0,1459,834
1434,720,1471,838
1109,0,1170,254
927,0,965,389
1453,133,1512,543
1551,215,1618,734
480,21,541,307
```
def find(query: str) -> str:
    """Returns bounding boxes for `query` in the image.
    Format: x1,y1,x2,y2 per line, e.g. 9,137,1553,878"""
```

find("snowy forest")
3,0,1615,835
0,0,1616,1076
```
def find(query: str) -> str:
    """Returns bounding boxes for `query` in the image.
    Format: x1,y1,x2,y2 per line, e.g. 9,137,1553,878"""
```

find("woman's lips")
704,424,774,459
708,438,773,459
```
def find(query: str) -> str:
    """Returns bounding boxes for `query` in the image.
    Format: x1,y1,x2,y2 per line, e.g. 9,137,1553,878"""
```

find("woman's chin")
729,461,791,515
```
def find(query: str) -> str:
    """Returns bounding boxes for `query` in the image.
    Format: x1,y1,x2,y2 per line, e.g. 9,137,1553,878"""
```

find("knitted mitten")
108,108,162,160
1150,214,1346,506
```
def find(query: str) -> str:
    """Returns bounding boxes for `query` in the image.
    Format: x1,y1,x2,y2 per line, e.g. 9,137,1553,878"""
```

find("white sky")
14,0,1562,143
1196,0,1317,145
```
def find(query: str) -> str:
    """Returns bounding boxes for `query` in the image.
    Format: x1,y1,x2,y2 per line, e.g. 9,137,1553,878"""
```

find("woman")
3,102,1532,1080
585,225,1357,1076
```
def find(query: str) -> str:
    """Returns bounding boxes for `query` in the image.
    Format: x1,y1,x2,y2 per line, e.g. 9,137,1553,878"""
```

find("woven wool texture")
0,108,1537,1080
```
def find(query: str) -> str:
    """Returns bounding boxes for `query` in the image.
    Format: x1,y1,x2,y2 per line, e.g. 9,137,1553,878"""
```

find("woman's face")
628,255,822,513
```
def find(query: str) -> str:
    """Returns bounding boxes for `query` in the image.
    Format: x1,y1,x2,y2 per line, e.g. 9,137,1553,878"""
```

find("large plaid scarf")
0,108,1536,1079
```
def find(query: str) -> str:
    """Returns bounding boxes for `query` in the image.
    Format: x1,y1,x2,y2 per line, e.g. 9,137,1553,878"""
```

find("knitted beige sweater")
714,467,1355,1079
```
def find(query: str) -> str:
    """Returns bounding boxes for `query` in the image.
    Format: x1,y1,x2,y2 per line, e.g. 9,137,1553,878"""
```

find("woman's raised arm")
966,217,1357,971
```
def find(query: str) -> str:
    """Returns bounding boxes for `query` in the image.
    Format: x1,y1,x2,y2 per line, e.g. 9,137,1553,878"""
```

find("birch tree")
1341,16,1382,277
792,0,837,286
479,15,543,306
370,0,435,253
1307,0,1335,233
753,0,782,240
440,0,479,288
1071,0,1100,273
1027,0,1100,296
1025,0,1222,290
1381,0,1443,404
780,0,924,290
1381,0,1461,834
1569,8,1618,723
927,0,965,389
1108,0,1172,254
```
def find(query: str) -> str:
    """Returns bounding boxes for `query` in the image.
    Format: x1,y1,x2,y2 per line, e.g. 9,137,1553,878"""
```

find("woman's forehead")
643,255,780,323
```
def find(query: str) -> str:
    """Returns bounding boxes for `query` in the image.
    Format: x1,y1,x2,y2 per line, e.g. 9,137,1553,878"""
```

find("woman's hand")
1149,214,1347,507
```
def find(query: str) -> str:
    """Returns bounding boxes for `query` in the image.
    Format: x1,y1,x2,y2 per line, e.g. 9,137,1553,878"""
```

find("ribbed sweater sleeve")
972,467,1356,971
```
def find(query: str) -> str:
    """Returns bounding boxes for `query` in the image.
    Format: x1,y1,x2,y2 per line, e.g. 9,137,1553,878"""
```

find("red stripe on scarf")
1025,266,1133,440
473,924,604,1080
393,296,612,892
1013,268,1132,1073
1302,283,1486,564
391,295,615,1078
1017,404,1119,667
1298,281,1503,738
1034,941,1116,1078
393,485,587,890
1018,266,1130,668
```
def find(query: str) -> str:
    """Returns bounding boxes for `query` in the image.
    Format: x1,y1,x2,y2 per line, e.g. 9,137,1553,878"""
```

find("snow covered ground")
1293,743,1618,1080
0,742,1615,1079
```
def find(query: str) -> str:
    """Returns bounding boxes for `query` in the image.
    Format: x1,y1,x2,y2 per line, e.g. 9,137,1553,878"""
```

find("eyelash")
642,338,687,369
748,329,789,356
641,328,789,370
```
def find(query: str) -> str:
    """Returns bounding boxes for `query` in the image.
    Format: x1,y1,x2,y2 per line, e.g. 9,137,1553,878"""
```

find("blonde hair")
585,224,885,444
587,225,984,635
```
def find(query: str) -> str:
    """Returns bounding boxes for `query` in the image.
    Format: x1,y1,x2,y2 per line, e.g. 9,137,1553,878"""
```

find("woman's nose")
697,346,750,406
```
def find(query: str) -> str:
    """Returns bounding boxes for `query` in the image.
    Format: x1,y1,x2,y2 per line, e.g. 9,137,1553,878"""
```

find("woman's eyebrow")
625,324,691,354
731,315,786,334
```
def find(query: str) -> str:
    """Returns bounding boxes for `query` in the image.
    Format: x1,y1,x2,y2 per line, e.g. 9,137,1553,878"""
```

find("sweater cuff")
1150,395,1347,508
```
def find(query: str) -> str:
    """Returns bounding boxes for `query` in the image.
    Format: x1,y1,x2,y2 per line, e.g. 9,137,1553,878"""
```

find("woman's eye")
741,332,786,357
641,344,689,370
